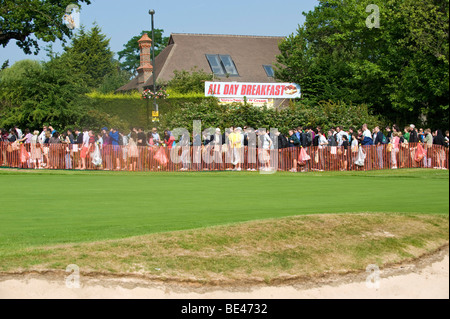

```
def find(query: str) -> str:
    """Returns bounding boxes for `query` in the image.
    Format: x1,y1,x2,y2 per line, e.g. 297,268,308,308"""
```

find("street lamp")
149,9,158,120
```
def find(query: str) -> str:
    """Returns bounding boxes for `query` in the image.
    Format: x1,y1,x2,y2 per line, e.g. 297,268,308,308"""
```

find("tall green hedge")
77,92,207,132
161,99,384,134
73,93,384,134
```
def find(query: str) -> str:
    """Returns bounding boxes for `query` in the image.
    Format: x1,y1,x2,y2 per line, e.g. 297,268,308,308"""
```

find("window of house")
206,54,239,77
219,55,239,76
263,65,275,77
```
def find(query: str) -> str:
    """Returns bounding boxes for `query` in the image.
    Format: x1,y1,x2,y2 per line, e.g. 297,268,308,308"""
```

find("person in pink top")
391,132,400,169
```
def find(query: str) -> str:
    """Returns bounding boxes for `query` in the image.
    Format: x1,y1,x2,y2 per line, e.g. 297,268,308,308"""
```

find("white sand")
1,251,448,299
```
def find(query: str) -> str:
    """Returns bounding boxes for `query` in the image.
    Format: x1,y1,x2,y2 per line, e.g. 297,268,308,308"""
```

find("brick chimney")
137,33,153,89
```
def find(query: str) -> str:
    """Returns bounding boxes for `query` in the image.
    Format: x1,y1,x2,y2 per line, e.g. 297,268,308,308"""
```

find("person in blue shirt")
295,127,302,146
109,128,121,170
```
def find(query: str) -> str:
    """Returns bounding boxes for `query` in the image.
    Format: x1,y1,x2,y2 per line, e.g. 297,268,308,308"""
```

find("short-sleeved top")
423,133,433,146
403,132,410,142
262,134,272,150
318,135,328,149
229,132,242,148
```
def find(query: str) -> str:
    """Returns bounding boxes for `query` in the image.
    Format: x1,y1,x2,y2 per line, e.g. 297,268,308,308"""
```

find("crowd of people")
0,123,448,172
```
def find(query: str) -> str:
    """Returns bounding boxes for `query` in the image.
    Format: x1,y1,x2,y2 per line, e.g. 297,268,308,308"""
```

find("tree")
97,63,133,94
0,58,89,130
275,0,449,128
0,0,91,55
1,60,9,70
59,25,117,89
166,67,214,94
118,30,169,75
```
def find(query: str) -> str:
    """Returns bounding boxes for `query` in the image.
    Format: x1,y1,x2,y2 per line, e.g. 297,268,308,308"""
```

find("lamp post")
149,9,158,123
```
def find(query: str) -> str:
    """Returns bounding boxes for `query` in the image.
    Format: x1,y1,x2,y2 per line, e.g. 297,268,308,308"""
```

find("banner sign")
205,82,301,99
218,98,273,107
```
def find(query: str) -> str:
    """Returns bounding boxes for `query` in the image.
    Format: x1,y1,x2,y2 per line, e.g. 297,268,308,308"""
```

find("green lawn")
0,169,448,254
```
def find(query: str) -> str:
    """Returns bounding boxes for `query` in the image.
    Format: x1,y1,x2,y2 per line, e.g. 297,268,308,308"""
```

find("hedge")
74,92,384,134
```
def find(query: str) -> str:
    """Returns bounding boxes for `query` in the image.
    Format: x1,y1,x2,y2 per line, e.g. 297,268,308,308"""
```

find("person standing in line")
422,128,433,168
211,128,223,171
127,131,139,171
351,132,359,170
48,131,61,169
102,130,112,170
39,126,47,145
348,127,355,145
341,134,349,171
259,129,273,171
288,129,301,172
230,127,243,171
408,124,419,168
30,130,42,169
73,128,83,170
80,128,90,170
433,130,447,169
178,130,191,171
409,124,419,143
136,128,147,171
14,126,23,140
385,126,393,142
373,126,385,169
327,130,338,171
64,129,75,169
390,132,401,169
295,127,302,147
317,130,328,172
109,128,121,171
403,126,411,142
151,128,161,146
275,131,288,171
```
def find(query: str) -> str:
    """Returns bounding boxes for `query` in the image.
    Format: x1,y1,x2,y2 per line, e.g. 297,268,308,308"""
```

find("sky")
1,0,319,65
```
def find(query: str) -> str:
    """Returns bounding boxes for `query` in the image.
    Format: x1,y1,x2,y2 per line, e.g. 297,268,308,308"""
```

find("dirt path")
1,247,448,299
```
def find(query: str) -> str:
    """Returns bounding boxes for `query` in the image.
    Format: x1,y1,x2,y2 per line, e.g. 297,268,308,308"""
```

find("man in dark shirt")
373,126,385,169
409,124,419,143
342,134,350,171
73,129,83,169
288,129,300,172
136,128,146,170
137,128,146,147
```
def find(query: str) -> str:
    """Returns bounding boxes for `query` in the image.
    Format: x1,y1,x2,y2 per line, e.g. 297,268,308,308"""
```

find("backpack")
381,134,388,144
302,132,312,147
313,135,320,147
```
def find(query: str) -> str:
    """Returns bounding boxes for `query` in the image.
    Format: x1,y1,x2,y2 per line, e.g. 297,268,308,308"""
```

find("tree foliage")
59,25,119,88
275,0,449,129
0,0,91,54
161,99,383,135
165,67,214,94
0,26,130,131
